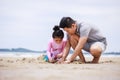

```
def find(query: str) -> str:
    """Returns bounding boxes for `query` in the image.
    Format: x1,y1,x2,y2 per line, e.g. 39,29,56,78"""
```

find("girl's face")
54,37,62,44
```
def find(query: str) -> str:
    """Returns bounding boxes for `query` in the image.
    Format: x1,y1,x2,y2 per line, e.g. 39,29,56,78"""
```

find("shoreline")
0,52,120,58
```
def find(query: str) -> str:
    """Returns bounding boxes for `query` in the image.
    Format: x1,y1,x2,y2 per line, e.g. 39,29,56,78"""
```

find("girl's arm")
57,40,67,58
47,42,52,60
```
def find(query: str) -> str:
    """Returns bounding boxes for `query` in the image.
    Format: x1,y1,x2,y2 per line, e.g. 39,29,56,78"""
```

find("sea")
0,52,120,58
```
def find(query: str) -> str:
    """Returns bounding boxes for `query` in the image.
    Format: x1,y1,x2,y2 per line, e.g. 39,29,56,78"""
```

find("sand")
0,56,120,80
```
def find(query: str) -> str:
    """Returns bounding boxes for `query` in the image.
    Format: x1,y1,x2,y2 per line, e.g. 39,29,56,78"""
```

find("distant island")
0,48,73,53
0,48,120,55
0,48,46,53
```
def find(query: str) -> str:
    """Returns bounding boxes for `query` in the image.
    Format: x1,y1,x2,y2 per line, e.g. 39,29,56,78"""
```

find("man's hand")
63,59,71,64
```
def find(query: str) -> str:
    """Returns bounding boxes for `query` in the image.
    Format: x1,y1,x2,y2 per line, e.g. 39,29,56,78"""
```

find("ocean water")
0,52,120,58
0,52,43,58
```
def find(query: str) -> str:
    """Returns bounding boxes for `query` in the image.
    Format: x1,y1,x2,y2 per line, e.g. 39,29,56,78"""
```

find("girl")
47,25,66,63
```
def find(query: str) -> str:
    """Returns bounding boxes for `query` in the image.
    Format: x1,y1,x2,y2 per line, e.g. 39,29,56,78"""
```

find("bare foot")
92,57,100,63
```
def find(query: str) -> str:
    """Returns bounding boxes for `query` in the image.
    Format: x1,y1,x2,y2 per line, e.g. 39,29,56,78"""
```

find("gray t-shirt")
72,22,107,45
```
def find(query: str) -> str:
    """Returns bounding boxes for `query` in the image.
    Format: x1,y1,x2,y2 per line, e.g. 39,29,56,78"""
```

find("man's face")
63,24,76,35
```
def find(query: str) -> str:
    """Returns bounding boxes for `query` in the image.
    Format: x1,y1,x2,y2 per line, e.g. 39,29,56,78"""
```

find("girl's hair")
59,17,76,28
52,25,64,39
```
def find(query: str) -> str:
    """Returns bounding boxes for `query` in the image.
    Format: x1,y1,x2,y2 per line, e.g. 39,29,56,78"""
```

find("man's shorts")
83,42,106,52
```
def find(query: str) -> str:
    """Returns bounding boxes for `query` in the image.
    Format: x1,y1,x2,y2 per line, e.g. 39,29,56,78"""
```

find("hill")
0,48,41,53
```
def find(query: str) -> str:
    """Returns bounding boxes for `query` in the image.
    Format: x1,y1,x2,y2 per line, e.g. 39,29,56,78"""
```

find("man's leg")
69,34,86,62
90,42,105,63
69,34,79,49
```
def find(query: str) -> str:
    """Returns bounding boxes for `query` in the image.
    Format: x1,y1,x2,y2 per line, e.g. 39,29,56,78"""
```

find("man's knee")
90,46,102,57
69,35,79,49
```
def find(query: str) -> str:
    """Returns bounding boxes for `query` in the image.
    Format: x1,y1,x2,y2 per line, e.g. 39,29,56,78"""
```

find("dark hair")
52,25,64,39
59,17,76,28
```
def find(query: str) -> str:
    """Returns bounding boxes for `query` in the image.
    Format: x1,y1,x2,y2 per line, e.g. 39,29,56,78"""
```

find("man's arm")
60,40,71,62
69,37,88,62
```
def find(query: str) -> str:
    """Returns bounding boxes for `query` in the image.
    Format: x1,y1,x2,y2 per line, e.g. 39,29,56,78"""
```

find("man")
59,17,107,63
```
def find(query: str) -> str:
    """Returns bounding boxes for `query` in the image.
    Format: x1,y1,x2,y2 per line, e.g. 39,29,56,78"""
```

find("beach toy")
43,55,48,62
51,53,57,59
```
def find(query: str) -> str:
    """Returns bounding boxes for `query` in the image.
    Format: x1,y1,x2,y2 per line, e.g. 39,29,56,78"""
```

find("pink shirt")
47,39,67,60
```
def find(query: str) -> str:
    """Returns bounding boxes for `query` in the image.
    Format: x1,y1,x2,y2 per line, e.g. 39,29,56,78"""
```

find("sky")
0,0,120,52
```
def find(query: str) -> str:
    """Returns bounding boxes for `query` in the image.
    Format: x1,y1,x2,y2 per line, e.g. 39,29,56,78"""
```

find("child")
47,25,67,63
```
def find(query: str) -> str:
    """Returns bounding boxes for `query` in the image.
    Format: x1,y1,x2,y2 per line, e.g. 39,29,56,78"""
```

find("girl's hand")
57,58,64,64
56,53,63,58
49,58,57,63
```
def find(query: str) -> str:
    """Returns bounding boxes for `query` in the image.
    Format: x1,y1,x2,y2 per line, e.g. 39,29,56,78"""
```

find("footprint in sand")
0,65,8,67
100,60,113,64
0,59,3,61
7,60,14,63
22,58,26,61
16,59,20,62
37,56,43,60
